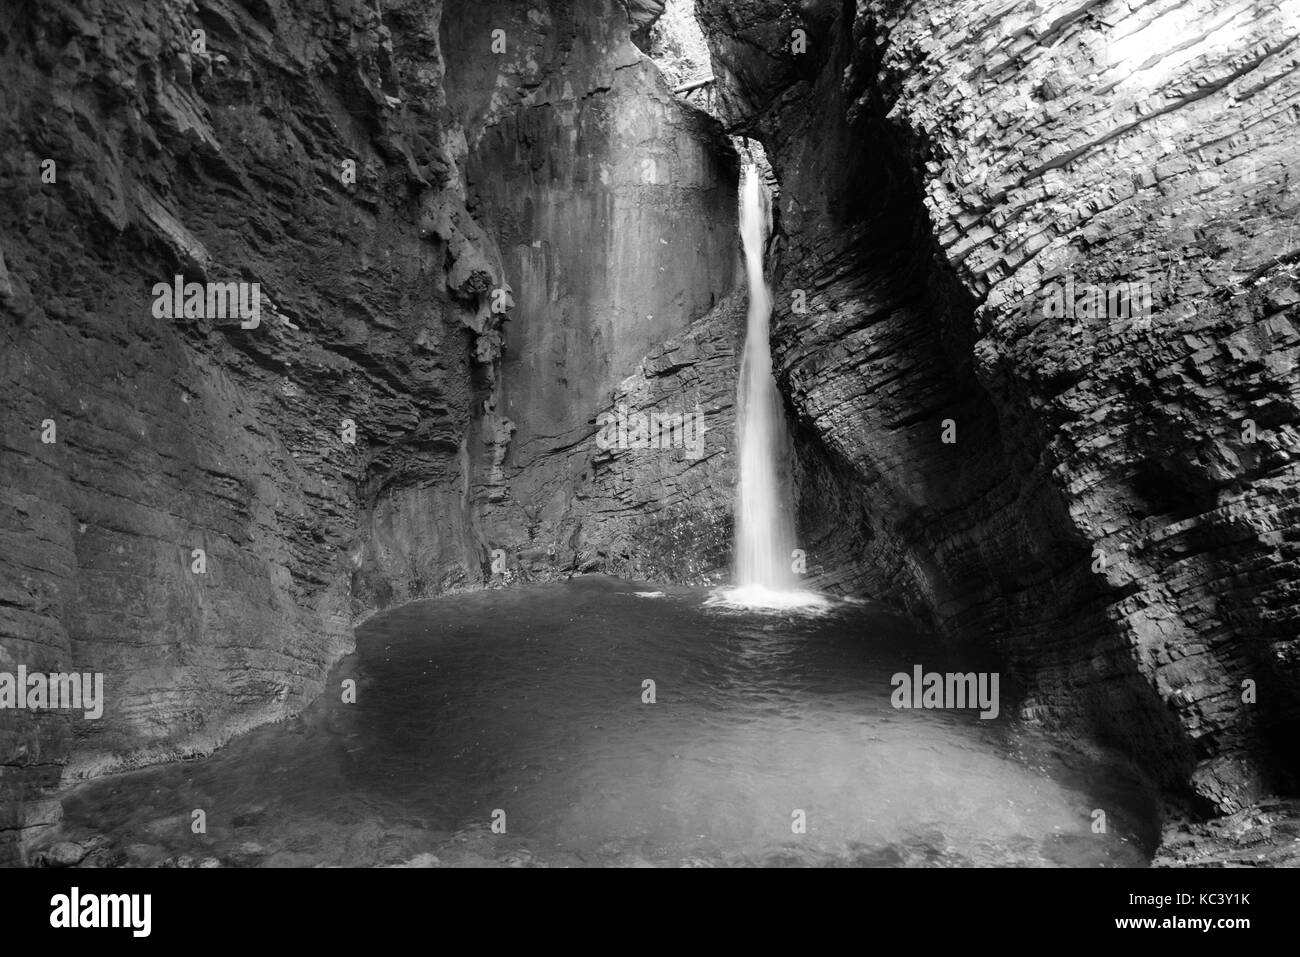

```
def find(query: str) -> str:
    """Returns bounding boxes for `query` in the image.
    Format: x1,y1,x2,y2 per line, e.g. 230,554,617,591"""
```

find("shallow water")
61,576,1153,867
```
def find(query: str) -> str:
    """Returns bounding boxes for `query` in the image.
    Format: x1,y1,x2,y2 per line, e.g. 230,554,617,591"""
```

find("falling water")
733,165,797,598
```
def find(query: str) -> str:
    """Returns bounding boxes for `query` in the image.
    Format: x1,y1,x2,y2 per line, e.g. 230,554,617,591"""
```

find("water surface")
62,576,1153,867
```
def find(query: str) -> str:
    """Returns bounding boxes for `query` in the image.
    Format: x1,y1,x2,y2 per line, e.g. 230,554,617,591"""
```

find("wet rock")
124,844,171,868
1155,800,1300,867
35,841,88,867
441,0,740,587
79,845,128,868
224,841,267,867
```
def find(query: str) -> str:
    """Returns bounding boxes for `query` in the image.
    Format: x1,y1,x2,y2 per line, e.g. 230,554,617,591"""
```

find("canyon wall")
697,0,1300,830
439,0,741,585
0,0,738,863
0,0,485,864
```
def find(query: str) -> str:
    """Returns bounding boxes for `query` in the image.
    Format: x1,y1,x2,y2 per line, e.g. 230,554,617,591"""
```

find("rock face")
0,0,483,864
0,0,738,862
438,0,740,582
695,0,1300,831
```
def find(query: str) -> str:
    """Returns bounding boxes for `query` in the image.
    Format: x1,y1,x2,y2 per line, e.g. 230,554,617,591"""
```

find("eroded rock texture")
438,0,739,583
696,0,1300,838
0,0,485,863
0,0,738,862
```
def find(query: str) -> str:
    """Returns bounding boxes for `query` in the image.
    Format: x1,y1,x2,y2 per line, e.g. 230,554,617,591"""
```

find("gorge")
1,0,1298,869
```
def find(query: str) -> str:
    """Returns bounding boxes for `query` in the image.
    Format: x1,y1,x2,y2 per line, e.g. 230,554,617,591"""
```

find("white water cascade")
731,165,800,601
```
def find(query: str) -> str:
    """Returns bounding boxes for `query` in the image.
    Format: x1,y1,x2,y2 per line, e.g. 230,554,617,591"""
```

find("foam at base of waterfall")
705,584,834,614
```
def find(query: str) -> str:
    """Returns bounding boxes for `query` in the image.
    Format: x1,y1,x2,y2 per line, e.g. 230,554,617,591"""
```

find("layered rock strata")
696,0,1300,834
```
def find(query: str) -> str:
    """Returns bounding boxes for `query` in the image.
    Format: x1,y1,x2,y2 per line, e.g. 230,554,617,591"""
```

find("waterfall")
734,165,796,594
